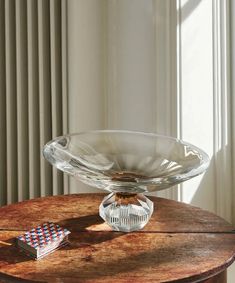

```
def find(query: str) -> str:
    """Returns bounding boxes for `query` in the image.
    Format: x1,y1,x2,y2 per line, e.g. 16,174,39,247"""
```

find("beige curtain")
0,0,68,206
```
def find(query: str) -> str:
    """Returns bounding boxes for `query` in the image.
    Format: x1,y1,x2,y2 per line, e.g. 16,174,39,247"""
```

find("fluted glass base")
99,192,153,232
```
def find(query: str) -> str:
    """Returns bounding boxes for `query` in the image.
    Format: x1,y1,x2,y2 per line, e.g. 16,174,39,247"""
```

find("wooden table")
0,194,235,282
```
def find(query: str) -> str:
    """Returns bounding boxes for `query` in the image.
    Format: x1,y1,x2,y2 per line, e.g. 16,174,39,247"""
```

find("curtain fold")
50,0,63,196
27,0,40,199
0,0,68,206
16,0,28,201
0,0,7,205
5,0,17,204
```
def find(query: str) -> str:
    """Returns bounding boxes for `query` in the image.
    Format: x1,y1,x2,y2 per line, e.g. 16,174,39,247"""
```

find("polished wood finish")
0,193,234,282
203,270,226,283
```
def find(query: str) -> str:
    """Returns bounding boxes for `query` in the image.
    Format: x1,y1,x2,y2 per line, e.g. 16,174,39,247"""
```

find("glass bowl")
43,130,209,232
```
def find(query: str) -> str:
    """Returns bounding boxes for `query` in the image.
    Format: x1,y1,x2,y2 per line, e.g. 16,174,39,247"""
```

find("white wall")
67,0,106,193
106,0,156,132
178,0,215,211
178,0,232,223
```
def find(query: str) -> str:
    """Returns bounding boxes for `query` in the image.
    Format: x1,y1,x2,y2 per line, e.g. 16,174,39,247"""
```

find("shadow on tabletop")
57,213,105,231
57,214,125,247
0,238,32,265
0,272,43,283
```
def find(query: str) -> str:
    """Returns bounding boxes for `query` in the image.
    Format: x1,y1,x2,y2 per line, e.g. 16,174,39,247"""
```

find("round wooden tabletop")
0,193,235,282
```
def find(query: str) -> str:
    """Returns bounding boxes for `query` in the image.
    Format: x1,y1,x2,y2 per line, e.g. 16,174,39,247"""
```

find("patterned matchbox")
16,222,70,259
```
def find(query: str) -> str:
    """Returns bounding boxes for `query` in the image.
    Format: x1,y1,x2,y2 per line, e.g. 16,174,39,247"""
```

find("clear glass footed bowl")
43,130,209,232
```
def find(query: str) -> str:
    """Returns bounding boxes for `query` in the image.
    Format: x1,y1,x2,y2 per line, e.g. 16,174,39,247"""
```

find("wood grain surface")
0,193,234,282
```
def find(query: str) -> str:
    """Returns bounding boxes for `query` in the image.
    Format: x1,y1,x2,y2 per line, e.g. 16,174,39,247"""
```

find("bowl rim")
44,129,210,169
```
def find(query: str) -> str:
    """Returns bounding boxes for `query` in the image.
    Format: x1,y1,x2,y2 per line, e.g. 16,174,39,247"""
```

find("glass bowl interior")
43,130,209,193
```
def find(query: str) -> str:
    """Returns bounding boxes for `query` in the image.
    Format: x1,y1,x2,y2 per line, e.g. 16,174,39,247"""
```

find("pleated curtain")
0,0,68,206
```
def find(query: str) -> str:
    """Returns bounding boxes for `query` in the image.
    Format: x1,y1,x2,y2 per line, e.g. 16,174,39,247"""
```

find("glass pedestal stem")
99,192,154,232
